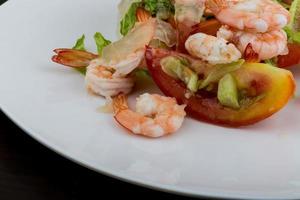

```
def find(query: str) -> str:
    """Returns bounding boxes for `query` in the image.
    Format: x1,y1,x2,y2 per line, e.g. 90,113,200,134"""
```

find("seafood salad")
52,0,299,138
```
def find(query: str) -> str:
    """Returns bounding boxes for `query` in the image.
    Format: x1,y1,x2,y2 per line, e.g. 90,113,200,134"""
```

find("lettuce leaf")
120,2,142,36
144,0,157,14
144,0,174,20
72,35,87,74
135,68,150,78
119,0,174,35
264,58,278,67
72,35,86,51
94,32,111,56
71,33,111,75
284,0,300,43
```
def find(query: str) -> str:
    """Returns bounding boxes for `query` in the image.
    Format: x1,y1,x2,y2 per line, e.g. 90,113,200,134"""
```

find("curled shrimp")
217,25,288,60
185,32,242,64
113,93,186,138
206,0,290,33
85,49,144,97
85,59,135,97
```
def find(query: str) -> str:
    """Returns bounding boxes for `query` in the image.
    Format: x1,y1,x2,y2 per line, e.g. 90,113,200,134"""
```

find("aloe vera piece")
199,59,245,89
161,56,199,92
217,74,240,109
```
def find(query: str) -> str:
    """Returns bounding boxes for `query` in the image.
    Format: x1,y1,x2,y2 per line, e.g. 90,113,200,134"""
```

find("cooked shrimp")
110,50,144,78
206,0,290,33
217,25,288,60
185,33,242,64
85,48,144,97
85,59,134,97
113,93,186,138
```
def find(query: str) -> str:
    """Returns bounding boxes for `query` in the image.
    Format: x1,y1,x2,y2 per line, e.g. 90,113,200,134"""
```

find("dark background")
0,112,203,200
0,0,206,199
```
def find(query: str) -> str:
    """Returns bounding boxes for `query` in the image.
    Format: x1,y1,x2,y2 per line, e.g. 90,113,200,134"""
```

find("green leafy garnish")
72,35,87,74
94,32,111,56
120,2,141,36
144,0,174,20
72,33,111,75
73,35,86,51
284,0,300,43
144,0,157,14
73,67,86,75
135,68,150,78
264,58,278,67
120,0,174,35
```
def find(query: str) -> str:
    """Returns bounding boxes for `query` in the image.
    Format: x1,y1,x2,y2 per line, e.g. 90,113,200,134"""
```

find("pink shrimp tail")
52,48,98,68
205,0,228,14
113,93,129,114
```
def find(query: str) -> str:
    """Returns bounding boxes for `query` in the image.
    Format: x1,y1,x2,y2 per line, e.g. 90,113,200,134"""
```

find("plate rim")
1,105,300,200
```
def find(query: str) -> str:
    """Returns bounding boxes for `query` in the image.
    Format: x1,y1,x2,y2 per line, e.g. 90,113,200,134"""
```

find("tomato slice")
277,43,300,68
145,47,295,126
176,22,192,53
176,19,222,53
190,19,222,36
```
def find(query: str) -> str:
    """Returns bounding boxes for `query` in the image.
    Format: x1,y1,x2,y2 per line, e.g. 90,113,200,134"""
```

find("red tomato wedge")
190,19,222,36
145,47,296,126
176,19,222,53
277,43,300,68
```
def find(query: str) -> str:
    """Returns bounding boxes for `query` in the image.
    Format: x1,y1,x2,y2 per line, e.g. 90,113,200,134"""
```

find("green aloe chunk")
217,74,240,109
161,56,199,92
199,59,245,89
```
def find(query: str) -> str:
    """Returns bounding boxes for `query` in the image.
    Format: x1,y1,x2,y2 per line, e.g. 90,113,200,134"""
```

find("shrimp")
113,93,186,138
217,25,288,60
185,32,242,64
85,59,135,97
204,0,241,16
109,50,144,78
85,47,144,97
206,0,290,33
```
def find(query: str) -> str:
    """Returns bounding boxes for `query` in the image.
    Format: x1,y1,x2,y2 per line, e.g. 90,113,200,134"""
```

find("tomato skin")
176,22,192,53
277,43,300,68
145,47,295,127
176,19,222,53
190,19,222,36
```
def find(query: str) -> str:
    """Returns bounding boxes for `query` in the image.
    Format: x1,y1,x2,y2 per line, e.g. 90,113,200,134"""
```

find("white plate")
0,0,300,199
